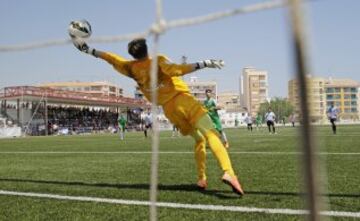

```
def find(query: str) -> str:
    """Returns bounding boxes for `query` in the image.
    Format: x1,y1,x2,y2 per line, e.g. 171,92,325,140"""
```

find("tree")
258,97,294,123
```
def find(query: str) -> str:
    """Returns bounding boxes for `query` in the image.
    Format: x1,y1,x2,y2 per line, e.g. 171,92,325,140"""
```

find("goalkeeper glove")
196,59,225,69
71,37,98,57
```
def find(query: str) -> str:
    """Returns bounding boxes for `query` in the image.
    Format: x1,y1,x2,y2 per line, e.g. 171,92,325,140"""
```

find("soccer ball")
68,20,92,38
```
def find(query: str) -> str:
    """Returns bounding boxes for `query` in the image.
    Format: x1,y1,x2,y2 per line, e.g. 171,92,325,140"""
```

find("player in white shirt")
245,114,253,132
327,104,339,134
265,107,276,134
144,109,152,138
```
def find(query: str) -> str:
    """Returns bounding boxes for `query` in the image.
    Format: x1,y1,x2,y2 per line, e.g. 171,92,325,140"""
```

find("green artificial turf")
0,125,358,220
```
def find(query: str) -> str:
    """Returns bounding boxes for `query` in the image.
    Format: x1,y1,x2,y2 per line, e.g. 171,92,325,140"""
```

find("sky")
0,0,359,98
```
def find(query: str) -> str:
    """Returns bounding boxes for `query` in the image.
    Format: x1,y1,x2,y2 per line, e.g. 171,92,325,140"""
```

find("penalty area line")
0,190,359,218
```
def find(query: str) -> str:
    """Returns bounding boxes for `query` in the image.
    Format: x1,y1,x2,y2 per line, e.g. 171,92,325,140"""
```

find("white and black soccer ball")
68,20,92,38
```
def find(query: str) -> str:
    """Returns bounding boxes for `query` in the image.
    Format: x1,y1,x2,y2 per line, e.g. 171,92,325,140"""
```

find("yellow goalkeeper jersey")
99,52,194,105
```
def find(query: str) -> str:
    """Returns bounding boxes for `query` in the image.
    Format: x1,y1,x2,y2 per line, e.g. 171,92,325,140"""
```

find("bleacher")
0,86,150,136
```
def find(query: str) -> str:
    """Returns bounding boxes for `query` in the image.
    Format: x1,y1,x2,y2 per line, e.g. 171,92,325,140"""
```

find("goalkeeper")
71,37,244,196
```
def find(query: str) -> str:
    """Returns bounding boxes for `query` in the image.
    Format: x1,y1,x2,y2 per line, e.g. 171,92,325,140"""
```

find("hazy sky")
0,0,359,97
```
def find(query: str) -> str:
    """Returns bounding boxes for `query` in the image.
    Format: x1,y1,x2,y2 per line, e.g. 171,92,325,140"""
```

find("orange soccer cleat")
197,179,208,190
222,173,244,196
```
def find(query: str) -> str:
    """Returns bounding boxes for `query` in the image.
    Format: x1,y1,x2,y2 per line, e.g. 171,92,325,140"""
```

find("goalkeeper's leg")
190,129,207,189
195,115,234,176
195,114,244,195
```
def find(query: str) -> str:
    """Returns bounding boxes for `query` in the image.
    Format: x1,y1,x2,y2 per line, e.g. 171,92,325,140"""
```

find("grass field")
0,125,359,220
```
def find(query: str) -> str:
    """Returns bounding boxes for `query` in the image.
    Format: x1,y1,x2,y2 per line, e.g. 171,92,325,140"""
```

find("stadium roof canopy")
0,86,149,108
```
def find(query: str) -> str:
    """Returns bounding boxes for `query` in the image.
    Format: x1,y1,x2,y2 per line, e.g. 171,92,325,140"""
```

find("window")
326,88,334,93
326,95,333,99
91,86,102,91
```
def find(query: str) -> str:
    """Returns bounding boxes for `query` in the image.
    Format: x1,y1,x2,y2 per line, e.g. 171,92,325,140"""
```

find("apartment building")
217,92,241,112
288,76,359,121
240,67,268,116
288,76,326,121
187,77,217,102
325,78,359,120
39,81,124,97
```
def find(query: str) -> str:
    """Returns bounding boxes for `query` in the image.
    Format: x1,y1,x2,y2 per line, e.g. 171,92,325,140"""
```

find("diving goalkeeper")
71,37,244,196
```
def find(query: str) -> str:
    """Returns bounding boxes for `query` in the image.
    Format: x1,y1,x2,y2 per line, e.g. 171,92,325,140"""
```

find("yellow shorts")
162,93,207,136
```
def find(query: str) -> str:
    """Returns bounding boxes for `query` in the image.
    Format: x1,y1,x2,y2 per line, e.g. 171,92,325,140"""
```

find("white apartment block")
240,67,269,116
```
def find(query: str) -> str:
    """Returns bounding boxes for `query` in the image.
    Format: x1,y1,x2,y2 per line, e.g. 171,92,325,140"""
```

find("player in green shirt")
118,114,127,140
204,89,229,148
255,113,262,131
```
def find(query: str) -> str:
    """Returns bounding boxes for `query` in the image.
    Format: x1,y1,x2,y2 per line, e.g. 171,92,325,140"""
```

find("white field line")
0,151,359,155
0,190,359,218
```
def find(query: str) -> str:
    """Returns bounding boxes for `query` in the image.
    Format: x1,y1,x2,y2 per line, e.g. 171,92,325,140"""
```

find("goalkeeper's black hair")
128,38,148,59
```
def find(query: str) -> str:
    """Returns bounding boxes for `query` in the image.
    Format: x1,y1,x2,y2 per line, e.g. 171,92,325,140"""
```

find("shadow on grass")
0,178,239,199
1,178,358,199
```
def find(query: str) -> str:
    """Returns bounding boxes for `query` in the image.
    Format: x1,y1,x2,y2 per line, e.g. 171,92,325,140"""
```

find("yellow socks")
194,114,236,178
204,129,235,177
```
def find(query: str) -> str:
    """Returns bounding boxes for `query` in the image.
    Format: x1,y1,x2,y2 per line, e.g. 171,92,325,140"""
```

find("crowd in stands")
1,101,30,110
47,106,118,132
1,102,168,136
25,106,143,136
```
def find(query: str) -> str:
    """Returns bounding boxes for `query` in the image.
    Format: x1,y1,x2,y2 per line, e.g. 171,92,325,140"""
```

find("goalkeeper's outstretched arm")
71,37,132,76
191,59,225,70
71,37,225,76
181,59,225,74
160,56,225,77
71,37,103,58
